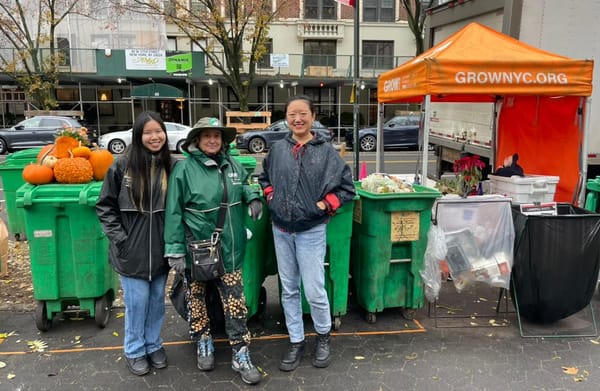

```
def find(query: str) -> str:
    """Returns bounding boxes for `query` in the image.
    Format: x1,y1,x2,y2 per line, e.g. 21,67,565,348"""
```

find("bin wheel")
333,316,342,331
366,312,376,324
35,301,51,332
95,294,111,328
401,308,416,320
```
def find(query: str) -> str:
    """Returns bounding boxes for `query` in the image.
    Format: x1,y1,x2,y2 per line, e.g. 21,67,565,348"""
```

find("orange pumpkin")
89,147,114,181
53,157,94,184
53,135,80,159
22,164,54,185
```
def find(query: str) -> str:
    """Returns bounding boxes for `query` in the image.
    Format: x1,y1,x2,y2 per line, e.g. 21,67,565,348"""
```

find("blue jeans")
272,223,331,342
120,273,168,359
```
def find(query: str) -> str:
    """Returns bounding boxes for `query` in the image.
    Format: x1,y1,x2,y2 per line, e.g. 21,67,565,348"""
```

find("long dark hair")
126,111,173,211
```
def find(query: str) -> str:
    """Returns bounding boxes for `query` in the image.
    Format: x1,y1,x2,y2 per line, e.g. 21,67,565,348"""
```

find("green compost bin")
584,176,600,212
16,181,119,332
350,184,441,323
242,195,277,320
232,155,257,178
300,197,357,330
0,147,42,240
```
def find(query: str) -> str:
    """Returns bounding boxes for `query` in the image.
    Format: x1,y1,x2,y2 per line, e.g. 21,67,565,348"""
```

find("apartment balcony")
297,20,344,40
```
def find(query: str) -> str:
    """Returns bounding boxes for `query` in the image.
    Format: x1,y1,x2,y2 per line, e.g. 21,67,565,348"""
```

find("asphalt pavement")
1,276,600,391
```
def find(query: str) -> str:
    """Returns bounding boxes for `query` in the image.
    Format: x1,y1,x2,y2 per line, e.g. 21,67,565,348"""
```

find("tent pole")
421,95,431,183
580,96,592,206
376,103,384,173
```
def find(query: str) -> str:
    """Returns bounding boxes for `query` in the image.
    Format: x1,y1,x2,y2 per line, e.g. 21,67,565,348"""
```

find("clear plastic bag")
421,224,447,302
433,196,514,291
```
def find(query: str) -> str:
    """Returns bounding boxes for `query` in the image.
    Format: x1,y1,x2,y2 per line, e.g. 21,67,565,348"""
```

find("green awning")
131,83,185,99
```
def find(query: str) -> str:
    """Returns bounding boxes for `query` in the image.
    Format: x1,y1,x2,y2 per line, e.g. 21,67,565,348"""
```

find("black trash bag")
169,273,225,333
511,204,600,324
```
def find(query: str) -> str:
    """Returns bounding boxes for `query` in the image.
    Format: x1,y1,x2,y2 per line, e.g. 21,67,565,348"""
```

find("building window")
257,38,273,69
167,36,178,51
190,0,207,13
57,37,71,66
362,40,393,69
303,40,336,68
305,0,337,20
363,0,395,22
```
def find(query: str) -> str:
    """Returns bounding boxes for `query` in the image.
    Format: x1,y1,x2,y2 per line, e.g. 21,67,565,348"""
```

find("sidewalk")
1,277,599,390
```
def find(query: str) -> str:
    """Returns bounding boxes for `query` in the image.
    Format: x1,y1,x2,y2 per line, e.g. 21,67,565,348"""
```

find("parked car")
346,115,421,152
0,116,87,155
98,122,192,154
235,119,332,153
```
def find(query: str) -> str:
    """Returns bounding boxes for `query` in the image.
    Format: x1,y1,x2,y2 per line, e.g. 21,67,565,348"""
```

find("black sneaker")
125,355,150,376
232,345,262,385
313,333,331,368
148,347,168,369
279,341,305,371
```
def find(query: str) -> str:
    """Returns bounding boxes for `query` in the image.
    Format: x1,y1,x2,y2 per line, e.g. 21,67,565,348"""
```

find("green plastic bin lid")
5,147,43,163
587,176,600,192
16,181,104,208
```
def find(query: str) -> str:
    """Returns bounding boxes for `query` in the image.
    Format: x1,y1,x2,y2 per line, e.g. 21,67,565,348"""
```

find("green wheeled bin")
301,197,356,330
350,184,441,323
584,176,600,212
242,195,277,320
0,147,42,240
16,181,119,331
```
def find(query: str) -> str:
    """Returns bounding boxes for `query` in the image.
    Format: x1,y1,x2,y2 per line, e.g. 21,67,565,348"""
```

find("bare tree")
116,0,284,113
0,0,84,109
401,0,434,55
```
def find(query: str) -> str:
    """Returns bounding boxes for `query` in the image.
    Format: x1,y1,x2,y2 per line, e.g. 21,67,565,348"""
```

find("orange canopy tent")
377,23,593,202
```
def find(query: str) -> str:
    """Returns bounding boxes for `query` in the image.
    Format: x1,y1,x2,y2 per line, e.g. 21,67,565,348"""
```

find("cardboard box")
488,174,559,204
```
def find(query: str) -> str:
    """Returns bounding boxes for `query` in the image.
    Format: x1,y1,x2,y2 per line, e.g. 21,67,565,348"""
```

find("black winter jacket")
259,132,355,232
96,155,178,280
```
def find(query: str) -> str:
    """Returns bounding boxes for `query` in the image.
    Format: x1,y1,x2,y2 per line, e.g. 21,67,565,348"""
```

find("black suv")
346,115,421,152
0,116,86,154
235,119,332,153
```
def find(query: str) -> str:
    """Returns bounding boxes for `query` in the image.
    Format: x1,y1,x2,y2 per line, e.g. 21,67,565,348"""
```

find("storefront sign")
125,49,166,70
166,53,193,73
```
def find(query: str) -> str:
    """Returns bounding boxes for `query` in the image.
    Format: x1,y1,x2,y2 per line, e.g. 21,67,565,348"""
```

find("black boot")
313,333,331,368
279,340,305,371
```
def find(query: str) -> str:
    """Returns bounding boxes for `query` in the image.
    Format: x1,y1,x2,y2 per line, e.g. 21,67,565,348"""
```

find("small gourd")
72,142,92,159
22,164,54,185
89,145,114,181
38,145,58,168
53,155,94,184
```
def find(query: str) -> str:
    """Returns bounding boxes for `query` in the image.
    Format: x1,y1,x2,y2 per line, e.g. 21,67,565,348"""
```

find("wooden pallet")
226,111,271,134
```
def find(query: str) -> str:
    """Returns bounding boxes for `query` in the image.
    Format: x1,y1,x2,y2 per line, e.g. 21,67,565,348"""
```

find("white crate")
488,174,559,204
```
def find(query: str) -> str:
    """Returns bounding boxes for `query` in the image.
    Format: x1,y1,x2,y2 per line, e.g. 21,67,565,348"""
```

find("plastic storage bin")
0,147,42,239
16,182,119,331
511,204,600,324
488,174,559,204
300,197,356,330
350,184,441,323
232,155,257,178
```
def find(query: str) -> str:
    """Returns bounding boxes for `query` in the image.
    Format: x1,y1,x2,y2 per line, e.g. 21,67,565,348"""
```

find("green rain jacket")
164,148,260,272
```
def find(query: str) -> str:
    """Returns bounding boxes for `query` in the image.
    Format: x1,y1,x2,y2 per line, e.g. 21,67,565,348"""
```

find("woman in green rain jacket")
163,117,262,385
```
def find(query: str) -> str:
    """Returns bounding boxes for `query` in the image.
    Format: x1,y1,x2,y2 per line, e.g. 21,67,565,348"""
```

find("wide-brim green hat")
182,117,237,152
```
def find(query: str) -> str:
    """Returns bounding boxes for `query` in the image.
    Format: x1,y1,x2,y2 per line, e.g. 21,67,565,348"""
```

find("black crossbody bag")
187,170,228,281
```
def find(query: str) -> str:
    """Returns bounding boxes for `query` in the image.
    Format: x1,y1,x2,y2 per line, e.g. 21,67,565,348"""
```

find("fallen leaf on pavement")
405,352,418,360
590,340,600,345
116,312,125,319
7,373,15,379
112,331,119,337
354,356,365,360
27,339,48,352
0,361,6,368
562,366,579,375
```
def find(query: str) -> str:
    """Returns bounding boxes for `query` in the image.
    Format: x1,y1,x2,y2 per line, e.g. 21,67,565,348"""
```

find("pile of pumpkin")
22,128,114,185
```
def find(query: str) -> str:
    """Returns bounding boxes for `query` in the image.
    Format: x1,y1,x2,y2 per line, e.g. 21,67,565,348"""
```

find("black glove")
168,257,186,275
248,199,263,221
